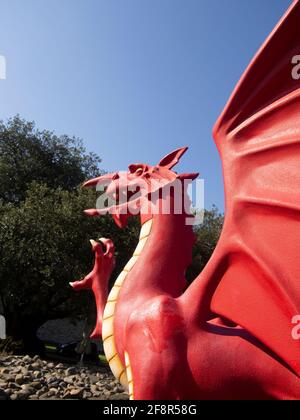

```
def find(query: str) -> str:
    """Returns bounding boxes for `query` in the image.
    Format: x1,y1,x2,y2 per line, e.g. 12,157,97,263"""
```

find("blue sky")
0,0,292,210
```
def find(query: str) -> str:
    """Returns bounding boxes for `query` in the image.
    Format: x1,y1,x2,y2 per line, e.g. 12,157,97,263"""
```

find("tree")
0,183,140,352
187,206,224,283
0,115,101,204
0,116,140,352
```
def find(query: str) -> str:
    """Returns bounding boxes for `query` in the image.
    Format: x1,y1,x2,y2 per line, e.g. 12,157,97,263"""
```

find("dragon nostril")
99,238,115,256
112,173,119,180
100,242,107,254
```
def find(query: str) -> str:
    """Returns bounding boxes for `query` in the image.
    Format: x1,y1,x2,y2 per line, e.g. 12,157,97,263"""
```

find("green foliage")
0,116,139,346
187,206,224,282
0,115,101,204
0,183,139,329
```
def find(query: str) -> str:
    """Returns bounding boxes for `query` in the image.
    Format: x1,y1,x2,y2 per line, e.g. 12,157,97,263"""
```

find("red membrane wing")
202,1,300,376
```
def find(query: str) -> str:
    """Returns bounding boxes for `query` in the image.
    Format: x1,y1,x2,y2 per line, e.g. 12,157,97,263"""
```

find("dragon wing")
184,0,300,375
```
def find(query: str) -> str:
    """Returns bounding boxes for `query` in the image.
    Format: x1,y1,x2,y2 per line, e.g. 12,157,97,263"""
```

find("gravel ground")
0,355,128,400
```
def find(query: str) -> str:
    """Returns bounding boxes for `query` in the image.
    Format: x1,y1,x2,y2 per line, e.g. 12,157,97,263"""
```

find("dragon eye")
128,164,145,175
135,167,143,175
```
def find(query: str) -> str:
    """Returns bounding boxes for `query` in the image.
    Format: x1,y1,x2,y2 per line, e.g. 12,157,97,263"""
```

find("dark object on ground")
0,337,24,355
44,340,101,364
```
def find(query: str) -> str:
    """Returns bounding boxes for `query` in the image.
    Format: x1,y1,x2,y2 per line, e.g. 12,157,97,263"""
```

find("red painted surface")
70,238,115,339
73,1,300,399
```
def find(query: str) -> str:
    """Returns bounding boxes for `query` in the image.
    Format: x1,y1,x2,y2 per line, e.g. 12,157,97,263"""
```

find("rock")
18,367,28,375
47,376,58,384
15,374,24,385
30,381,42,390
83,391,92,399
90,392,101,398
48,388,58,397
33,370,42,379
28,395,39,400
31,362,41,369
114,384,124,393
63,376,75,384
90,384,100,394
89,375,99,385
95,381,104,388
20,384,35,394
36,389,45,397
5,388,14,396
62,392,69,399
75,381,85,387
102,389,112,397
56,363,64,369
5,375,16,383
47,362,55,369
110,393,129,400
15,390,31,400
9,382,21,389
65,367,77,376
48,380,60,388
69,388,84,399
38,392,50,400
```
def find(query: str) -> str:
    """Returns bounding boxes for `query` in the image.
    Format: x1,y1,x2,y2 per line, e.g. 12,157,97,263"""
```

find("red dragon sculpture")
71,1,300,399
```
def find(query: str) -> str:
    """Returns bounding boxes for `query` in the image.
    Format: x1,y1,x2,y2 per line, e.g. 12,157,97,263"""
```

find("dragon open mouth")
84,184,143,228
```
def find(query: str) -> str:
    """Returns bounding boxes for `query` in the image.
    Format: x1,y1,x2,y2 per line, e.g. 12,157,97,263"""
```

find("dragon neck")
121,195,196,298
102,198,195,390
110,189,195,299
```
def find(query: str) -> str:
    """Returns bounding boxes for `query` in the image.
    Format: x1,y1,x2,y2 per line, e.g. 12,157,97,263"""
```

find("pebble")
33,370,42,379
69,388,84,399
15,374,24,385
65,367,77,376
0,354,128,400
31,381,42,389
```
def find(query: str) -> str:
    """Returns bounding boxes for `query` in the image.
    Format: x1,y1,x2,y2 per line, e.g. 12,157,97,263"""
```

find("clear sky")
0,0,292,210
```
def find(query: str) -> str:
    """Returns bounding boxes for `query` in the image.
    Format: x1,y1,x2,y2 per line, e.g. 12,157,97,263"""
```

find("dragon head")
84,147,198,227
